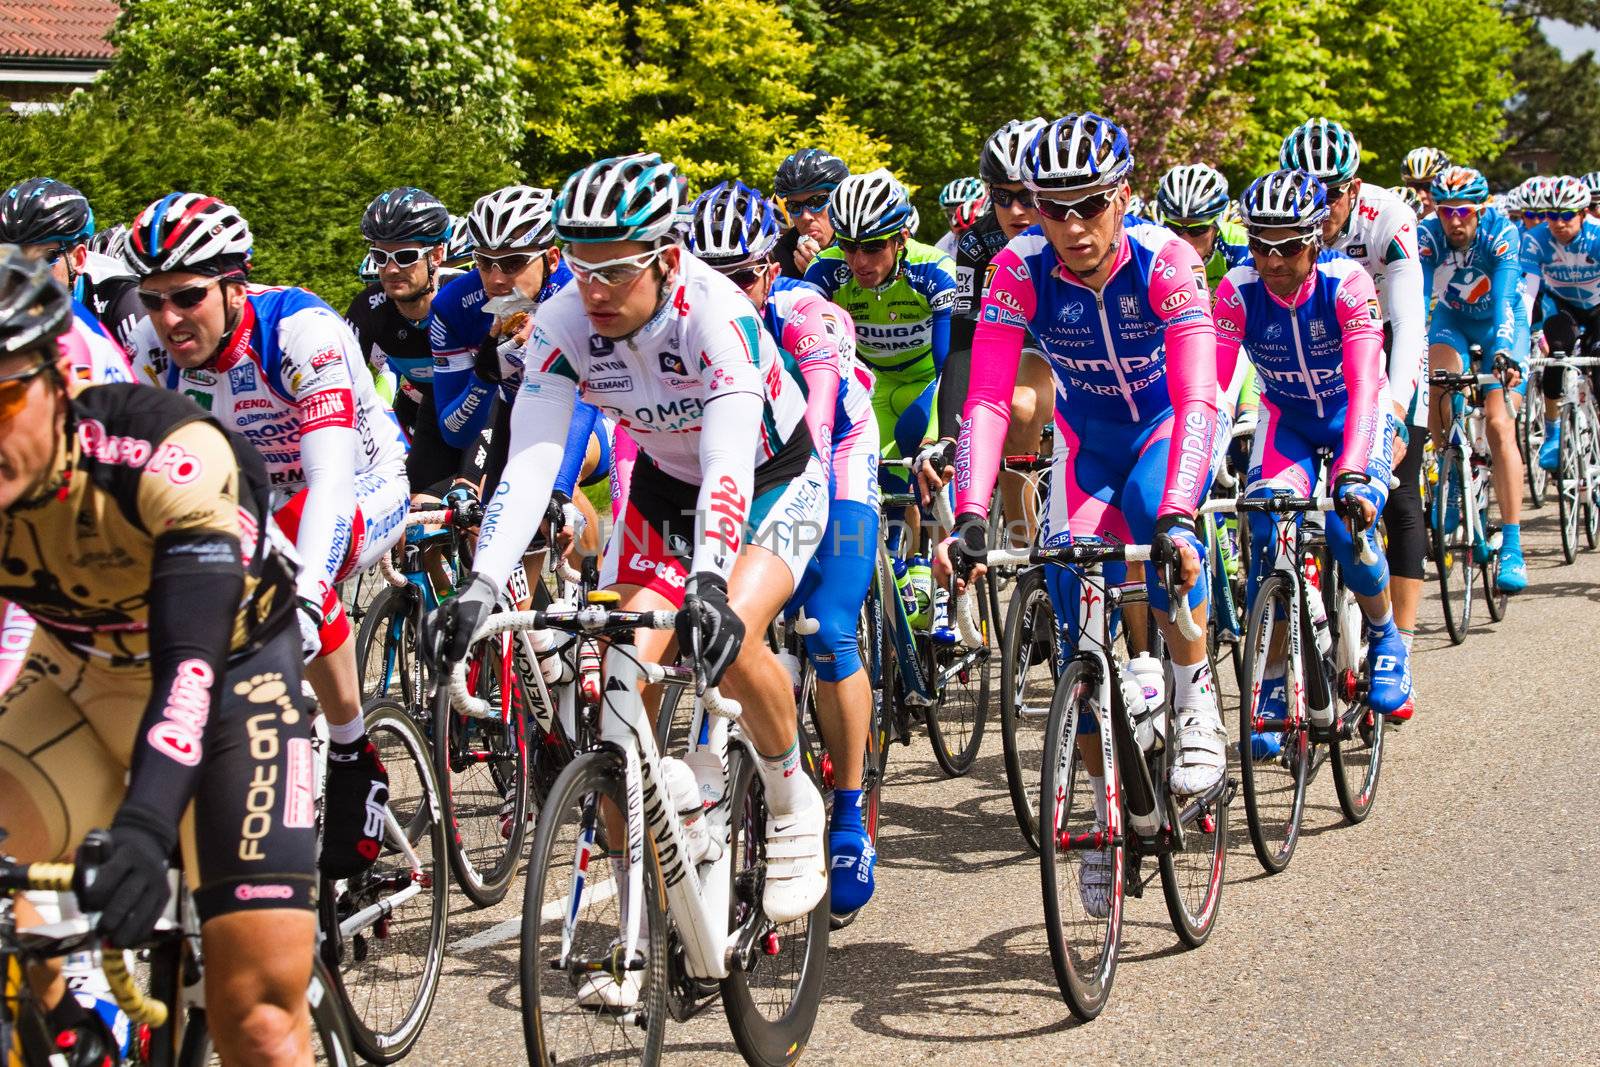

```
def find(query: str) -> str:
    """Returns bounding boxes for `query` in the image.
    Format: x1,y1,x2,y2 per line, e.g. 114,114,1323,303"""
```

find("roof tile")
0,1,118,61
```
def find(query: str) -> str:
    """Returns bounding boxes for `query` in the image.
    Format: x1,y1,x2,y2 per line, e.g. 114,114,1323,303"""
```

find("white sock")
1365,606,1394,630
1401,630,1415,653
755,740,812,816
1088,773,1107,824
1171,659,1216,717
328,716,366,746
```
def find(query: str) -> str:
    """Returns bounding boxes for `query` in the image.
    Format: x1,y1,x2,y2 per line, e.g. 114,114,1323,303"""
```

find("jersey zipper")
1093,290,1140,420
1290,308,1323,417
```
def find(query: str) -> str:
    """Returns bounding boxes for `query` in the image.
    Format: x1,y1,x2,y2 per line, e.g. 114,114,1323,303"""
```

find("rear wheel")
1237,573,1311,875
1521,373,1548,506
354,585,424,708
1157,691,1228,947
999,567,1057,851
1433,446,1473,643
923,575,993,777
1558,407,1581,564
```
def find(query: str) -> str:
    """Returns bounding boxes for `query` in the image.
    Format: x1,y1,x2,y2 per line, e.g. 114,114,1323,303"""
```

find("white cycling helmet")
980,117,1049,186
1156,164,1230,223
468,185,556,251
938,177,984,209
444,214,475,263
555,153,684,245
1550,175,1592,212
1517,175,1554,213
827,169,914,240
128,192,253,277
1023,112,1134,194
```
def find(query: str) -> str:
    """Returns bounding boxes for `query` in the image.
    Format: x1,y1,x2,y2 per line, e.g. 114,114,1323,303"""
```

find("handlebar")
1236,495,1379,565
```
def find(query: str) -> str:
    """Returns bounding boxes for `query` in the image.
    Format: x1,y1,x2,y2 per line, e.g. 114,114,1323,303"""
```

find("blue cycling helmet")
1240,169,1329,231
0,178,94,248
1431,166,1489,205
555,153,684,245
1279,118,1361,184
938,177,985,209
1023,112,1134,193
689,181,783,266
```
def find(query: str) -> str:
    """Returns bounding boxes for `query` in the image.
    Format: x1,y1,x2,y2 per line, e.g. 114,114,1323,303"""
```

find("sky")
1545,19,1600,59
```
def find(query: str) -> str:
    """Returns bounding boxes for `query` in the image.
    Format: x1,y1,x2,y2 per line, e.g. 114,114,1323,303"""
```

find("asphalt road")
381,503,1600,1065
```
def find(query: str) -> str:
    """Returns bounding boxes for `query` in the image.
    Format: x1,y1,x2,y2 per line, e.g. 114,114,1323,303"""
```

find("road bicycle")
1530,352,1600,564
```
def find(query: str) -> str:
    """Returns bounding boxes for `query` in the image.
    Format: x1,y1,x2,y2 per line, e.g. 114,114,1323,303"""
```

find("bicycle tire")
321,699,448,1063
1433,446,1472,643
999,567,1056,852
1521,376,1548,506
722,748,830,1067
434,637,530,908
520,749,667,1066
1559,406,1581,564
1583,411,1600,550
923,574,994,777
1238,572,1311,874
1038,660,1121,1021
353,584,425,709
1326,568,1385,824
1156,689,1229,947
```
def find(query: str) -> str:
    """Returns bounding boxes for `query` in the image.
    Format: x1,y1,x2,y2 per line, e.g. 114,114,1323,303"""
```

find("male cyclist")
124,192,404,877
690,180,883,916
1401,146,1451,217
1518,175,1600,472
935,177,986,256
1214,170,1412,750
1154,164,1249,293
774,149,849,278
344,187,462,496
0,249,318,1065
943,113,1226,855
1281,117,1428,719
427,155,831,962
1417,166,1529,591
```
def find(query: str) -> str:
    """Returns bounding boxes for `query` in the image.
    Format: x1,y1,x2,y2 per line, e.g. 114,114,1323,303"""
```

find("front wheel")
999,567,1057,852
1433,446,1473,644
1157,701,1228,948
1558,408,1581,564
1237,573,1311,875
923,577,994,777
1521,376,1548,507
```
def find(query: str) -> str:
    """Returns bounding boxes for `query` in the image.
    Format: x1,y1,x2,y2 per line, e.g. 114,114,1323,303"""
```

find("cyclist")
935,176,986,256
1401,146,1451,216
802,169,957,496
1213,170,1412,746
1281,117,1428,720
0,249,317,1064
690,180,882,915
1522,175,1600,472
942,112,1227,849
774,148,850,278
1582,172,1600,220
1417,166,1529,591
1391,185,1427,217
124,191,404,876
1153,163,1248,293
427,153,831,951
0,178,145,353
344,186,462,496
1515,176,1552,232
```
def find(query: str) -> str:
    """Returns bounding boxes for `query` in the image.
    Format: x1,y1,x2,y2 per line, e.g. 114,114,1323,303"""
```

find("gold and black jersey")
0,383,292,662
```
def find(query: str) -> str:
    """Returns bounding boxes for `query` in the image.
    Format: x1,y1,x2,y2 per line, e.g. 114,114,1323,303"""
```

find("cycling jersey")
1327,182,1427,425
1203,221,1250,294
935,231,959,257
1418,206,1526,365
76,250,145,355
800,239,957,376
1519,217,1600,311
66,301,133,385
477,253,819,591
952,210,1013,325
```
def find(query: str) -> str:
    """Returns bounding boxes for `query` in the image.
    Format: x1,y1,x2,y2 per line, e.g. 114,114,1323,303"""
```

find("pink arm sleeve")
1150,238,1219,518
953,248,1034,517
1332,268,1388,480
609,427,636,523
781,291,845,473
1211,274,1247,403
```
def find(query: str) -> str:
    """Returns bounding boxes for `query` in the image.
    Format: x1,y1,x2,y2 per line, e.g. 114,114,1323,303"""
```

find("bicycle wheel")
924,575,994,777
1157,697,1228,948
1038,660,1121,1021
1237,572,1311,875
353,584,424,707
722,748,830,1067
1583,412,1600,550
1432,445,1473,644
520,750,667,1066
434,636,530,907
320,699,447,1063
1523,382,1548,507
999,567,1057,852
1558,407,1581,564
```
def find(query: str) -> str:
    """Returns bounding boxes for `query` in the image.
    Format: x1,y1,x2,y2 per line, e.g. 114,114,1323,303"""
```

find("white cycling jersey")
1327,181,1429,426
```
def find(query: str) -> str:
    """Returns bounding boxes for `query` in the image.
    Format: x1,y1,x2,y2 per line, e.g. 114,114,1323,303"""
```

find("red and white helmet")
128,192,253,277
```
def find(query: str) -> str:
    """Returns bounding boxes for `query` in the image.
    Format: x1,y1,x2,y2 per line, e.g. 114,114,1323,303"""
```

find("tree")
105,0,524,147
1490,11,1600,185
508,0,890,192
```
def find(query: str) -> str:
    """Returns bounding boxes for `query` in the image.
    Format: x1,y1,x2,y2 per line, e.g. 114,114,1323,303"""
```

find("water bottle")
1122,674,1153,751
891,557,917,620
907,556,933,627
682,748,727,863
1128,654,1167,749
1303,555,1333,660
660,756,710,864
527,627,575,685
1471,411,1489,457
930,587,955,644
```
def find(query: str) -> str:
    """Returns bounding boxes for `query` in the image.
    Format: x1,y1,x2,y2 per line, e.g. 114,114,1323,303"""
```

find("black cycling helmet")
0,244,72,359
774,149,850,199
360,186,452,245
0,178,94,248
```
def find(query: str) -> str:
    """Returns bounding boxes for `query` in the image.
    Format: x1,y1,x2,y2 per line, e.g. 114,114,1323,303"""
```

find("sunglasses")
785,194,829,216
1247,232,1318,258
1531,210,1583,223
1166,220,1217,235
474,250,538,276
838,237,894,255
1437,204,1481,221
368,246,430,269
1325,183,1354,204
0,359,53,422
137,276,223,312
716,263,769,289
565,247,662,287
989,187,1034,209
1034,189,1120,222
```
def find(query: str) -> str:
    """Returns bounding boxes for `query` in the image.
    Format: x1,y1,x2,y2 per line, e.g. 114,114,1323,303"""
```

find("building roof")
0,1,118,62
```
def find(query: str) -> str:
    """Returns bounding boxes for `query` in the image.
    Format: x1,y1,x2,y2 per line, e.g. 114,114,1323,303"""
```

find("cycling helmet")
952,193,989,232
1550,175,1593,212
1126,194,1147,219
1239,169,1329,231
774,149,849,199
555,154,683,245
1431,166,1490,205
85,224,130,263
1156,163,1230,223
1023,112,1134,193
468,185,556,251
1389,185,1426,215
938,177,984,209
0,245,72,358
1582,172,1600,201
1401,146,1451,185
361,186,452,245
827,169,914,241
357,252,380,284
688,181,782,266
127,193,253,277
979,117,1049,186
0,178,94,249
1516,175,1553,214
1279,118,1361,183
444,214,475,263
907,204,922,237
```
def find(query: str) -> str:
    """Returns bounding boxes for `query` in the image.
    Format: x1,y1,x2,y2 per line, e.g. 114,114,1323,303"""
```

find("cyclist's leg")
998,350,1052,548
1472,316,1527,581
1427,305,1472,448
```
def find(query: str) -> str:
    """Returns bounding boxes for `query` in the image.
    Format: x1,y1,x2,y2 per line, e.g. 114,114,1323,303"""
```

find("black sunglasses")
368,247,429,269
989,187,1034,209
715,262,770,289
838,238,893,255
137,277,223,311
1166,220,1216,235
1324,183,1354,204
1034,189,1120,222
786,194,830,215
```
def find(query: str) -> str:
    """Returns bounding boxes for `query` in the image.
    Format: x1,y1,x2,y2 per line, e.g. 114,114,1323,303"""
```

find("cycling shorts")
1428,302,1530,394
872,368,939,487
397,387,465,496
0,625,317,923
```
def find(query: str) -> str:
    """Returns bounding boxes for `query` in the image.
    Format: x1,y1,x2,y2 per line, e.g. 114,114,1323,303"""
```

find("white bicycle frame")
1531,355,1600,505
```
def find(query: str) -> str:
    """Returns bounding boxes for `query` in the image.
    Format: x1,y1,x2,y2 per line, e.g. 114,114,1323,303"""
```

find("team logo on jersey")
590,335,615,357
1118,295,1140,318
1367,298,1382,322
182,368,216,386
1058,301,1086,324
659,351,688,376
1345,243,1367,259
1265,322,1284,341
983,305,1027,327
1160,291,1191,313
229,362,257,393
1450,270,1492,305
1310,320,1326,341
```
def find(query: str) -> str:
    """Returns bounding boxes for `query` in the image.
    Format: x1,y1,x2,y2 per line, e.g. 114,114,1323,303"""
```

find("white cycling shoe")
761,793,828,924
1169,704,1228,796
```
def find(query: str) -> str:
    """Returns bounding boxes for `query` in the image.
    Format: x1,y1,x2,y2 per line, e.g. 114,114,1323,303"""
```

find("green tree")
105,0,523,146
508,0,890,191
1489,11,1600,185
